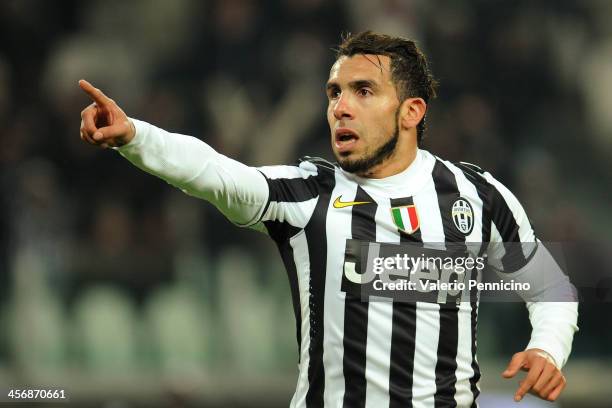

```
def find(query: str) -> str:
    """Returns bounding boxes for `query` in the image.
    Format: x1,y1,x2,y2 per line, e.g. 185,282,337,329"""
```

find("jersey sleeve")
481,171,578,368
254,160,325,242
482,171,537,272
116,119,269,227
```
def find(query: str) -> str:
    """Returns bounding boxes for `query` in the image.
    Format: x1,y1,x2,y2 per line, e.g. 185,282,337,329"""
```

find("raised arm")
78,79,269,226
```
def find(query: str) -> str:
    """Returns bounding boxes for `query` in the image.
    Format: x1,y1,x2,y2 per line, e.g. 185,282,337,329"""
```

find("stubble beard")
336,122,399,176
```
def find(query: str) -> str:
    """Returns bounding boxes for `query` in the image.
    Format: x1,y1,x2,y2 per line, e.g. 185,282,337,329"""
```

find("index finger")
78,79,113,106
515,358,545,401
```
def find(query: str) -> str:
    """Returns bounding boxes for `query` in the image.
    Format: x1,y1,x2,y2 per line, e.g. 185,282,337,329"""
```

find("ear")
399,98,427,131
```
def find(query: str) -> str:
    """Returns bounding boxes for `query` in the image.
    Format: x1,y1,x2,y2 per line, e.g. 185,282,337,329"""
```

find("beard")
337,121,399,175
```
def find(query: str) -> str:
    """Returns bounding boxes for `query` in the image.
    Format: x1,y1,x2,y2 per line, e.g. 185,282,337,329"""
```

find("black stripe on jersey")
490,185,522,242
267,173,320,203
256,169,274,222
274,227,305,361
304,168,336,408
342,185,376,408
389,196,420,408
264,220,302,244
432,159,463,408
469,301,480,408
489,186,529,272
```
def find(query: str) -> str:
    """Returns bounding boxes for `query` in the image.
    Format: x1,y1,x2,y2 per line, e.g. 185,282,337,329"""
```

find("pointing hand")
78,79,135,148
502,349,566,402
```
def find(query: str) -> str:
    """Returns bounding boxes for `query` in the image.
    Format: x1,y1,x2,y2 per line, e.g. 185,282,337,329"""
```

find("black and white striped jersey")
119,120,579,408
252,149,535,408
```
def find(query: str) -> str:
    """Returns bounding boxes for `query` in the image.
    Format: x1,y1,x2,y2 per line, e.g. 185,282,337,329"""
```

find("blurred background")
1,0,611,407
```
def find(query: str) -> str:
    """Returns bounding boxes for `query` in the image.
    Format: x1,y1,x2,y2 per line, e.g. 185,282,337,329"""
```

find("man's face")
326,54,401,175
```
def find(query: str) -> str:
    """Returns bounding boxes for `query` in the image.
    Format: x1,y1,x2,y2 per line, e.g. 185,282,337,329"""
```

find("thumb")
92,123,128,142
502,352,526,378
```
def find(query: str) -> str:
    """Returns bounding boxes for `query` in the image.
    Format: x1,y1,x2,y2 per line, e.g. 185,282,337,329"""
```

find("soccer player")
79,31,578,407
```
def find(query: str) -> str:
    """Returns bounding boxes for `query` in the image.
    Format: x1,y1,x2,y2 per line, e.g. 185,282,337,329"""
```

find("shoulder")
454,161,486,175
298,156,337,174
256,156,337,202
443,159,487,181
422,149,490,190
430,154,525,211
435,156,498,190
257,156,336,180
448,160,515,203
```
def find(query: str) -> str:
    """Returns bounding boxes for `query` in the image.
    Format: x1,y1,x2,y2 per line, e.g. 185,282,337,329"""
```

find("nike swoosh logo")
333,195,372,209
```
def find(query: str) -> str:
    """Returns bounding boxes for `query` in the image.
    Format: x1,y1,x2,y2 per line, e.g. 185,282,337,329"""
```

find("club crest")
390,204,420,234
451,198,474,235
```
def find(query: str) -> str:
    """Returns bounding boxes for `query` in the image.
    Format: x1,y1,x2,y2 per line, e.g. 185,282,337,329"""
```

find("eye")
328,88,340,99
357,87,372,97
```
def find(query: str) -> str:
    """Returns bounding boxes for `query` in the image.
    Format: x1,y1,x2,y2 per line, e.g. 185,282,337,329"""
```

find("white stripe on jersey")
263,198,318,227
488,222,505,271
290,230,312,408
455,302,477,407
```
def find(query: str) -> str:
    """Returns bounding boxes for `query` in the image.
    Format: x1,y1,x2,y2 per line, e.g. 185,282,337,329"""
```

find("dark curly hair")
336,31,438,145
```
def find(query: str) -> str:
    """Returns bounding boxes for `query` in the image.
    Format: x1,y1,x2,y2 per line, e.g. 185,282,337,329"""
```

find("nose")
332,93,354,120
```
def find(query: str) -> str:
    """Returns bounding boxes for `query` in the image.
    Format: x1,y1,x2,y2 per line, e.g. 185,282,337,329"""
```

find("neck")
359,140,418,179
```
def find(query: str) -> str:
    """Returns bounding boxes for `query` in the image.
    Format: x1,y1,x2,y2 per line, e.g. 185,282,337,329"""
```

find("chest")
326,182,483,244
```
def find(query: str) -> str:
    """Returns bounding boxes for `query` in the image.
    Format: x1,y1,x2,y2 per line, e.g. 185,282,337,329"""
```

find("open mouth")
335,128,359,151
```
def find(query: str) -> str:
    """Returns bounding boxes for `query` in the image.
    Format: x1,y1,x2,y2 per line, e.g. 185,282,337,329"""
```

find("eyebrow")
325,79,379,93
